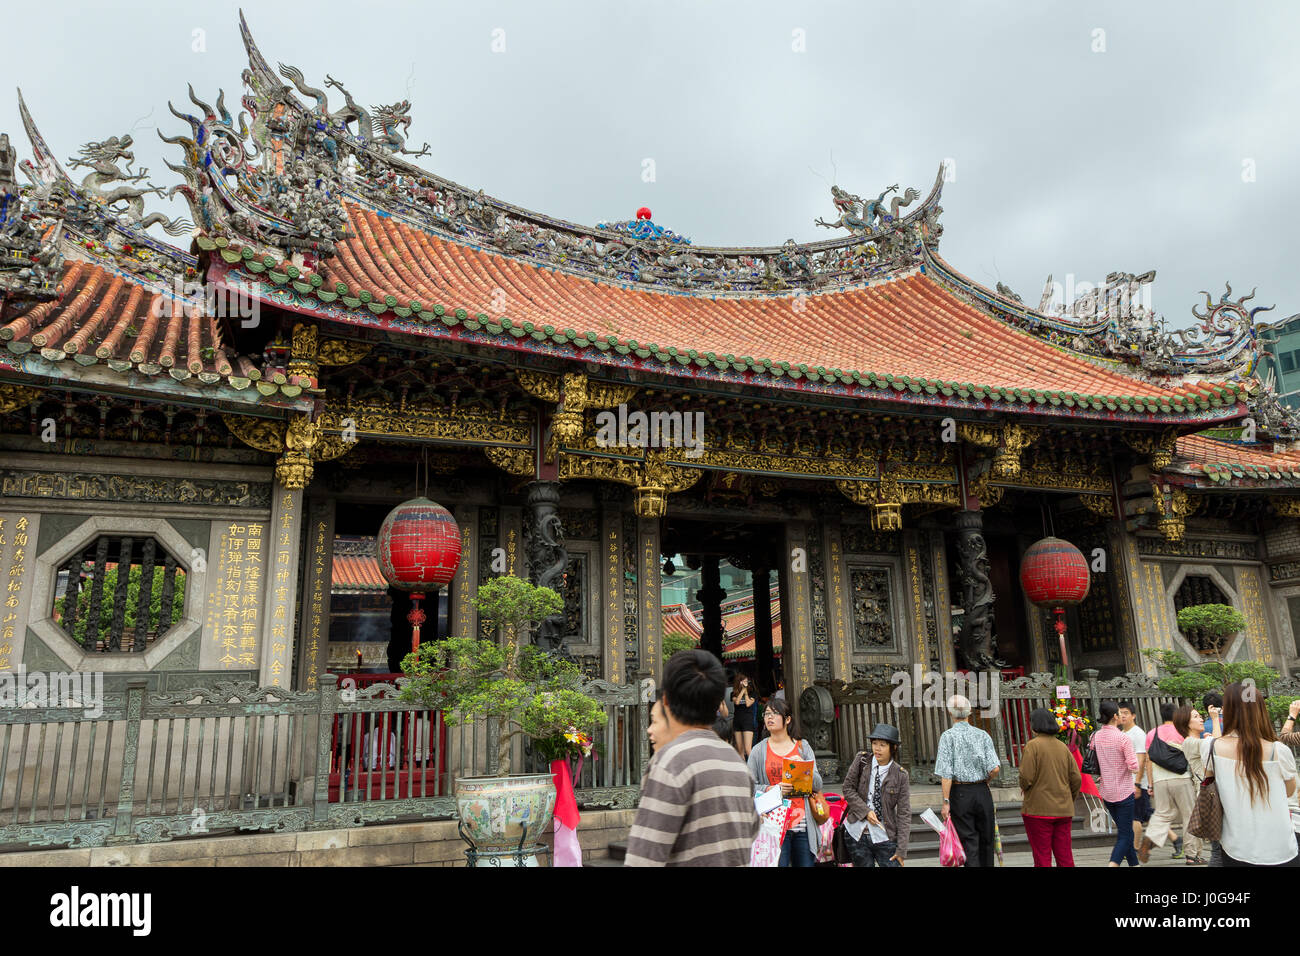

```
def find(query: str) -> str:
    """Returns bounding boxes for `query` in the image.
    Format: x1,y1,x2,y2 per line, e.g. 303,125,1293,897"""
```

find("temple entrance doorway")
660,518,788,724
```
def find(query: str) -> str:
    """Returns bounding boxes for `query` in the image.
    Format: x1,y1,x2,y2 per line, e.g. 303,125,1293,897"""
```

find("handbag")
1148,733,1189,775
809,791,831,826
1081,739,1100,777
1187,739,1222,842
830,820,853,864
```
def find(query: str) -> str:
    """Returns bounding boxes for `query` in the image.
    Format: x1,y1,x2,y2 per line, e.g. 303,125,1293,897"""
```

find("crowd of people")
624,649,1300,868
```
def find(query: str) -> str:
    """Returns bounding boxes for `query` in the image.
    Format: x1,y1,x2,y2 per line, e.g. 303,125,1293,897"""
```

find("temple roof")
0,260,306,402
1172,433,1300,487
211,204,1250,423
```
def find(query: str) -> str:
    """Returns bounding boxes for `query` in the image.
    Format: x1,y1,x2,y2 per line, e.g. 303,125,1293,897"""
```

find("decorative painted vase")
455,773,557,867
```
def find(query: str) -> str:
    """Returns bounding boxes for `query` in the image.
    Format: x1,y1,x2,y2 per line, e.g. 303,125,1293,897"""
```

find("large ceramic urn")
455,773,557,867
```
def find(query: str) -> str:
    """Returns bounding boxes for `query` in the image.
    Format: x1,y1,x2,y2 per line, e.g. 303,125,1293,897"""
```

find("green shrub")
54,564,187,647
400,575,606,775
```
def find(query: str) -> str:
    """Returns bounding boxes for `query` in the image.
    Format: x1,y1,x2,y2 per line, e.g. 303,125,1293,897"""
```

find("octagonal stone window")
50,534,188,653
1173,574,1233,655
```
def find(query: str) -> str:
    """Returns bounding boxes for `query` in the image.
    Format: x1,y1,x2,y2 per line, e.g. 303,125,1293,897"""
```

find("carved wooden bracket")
1123,426,1180,471
1150,482,1194,541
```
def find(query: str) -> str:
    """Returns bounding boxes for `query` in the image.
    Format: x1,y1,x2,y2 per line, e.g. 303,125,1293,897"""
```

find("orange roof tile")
229,204,1247,419
0,262,271,392
331,553,389,593
1175,434,1300,483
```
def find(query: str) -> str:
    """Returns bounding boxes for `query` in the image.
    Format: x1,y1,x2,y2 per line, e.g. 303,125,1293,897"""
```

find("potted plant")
1175,603,1246,660
400,575,606,866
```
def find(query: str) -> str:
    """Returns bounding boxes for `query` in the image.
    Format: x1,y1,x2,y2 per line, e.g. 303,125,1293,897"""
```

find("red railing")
325,672,449,801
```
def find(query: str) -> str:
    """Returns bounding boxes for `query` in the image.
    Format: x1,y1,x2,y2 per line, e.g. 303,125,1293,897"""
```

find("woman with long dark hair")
747,698,822,867
732,674,756,758
1200,682,1298,867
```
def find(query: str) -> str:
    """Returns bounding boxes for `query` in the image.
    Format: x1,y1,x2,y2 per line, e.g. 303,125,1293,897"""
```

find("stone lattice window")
51,535,187,652
1173,574,1232,653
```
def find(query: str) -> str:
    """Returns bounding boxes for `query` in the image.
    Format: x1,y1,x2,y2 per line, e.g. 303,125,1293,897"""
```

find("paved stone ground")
908,840,1196,868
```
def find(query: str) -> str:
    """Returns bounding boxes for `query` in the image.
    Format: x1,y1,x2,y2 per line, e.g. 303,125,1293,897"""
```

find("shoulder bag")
1148,732,1189,775
1187,739,1222,842
1081,738,1100,777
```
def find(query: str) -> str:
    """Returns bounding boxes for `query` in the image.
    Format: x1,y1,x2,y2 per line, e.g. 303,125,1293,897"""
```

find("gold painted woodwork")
1272,497,1300,518
223,414,287,454
517,370,561,403
1123,427,1180,471
0,384,40,414
288,322,319,381
557,450,701,517
485,446,535,476
318,338,374,366
316,402,532,446
1078,494,1115,519
1151,483,1193,541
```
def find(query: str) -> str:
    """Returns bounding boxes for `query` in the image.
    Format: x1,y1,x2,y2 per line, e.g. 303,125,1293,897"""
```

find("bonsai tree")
400,575,606,776
662,631,699,659
1175,603,1246,661
1141,646,1279,705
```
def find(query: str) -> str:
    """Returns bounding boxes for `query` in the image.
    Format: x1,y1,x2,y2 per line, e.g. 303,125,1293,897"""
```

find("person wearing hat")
1019,706,1083,867
840,723,911,867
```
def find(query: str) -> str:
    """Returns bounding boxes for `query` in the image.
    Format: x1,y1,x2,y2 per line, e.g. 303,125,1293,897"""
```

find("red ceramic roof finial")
636,206,652,221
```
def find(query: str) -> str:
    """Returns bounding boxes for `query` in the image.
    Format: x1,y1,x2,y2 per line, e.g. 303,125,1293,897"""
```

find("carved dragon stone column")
525,480,568,654
953,509,1003,671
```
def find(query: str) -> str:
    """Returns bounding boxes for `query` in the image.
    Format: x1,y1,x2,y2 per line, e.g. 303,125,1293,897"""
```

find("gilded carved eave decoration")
957,422,1041,479
516,371,638,461
1123,426,1182,471
1271,497,1300,519
317,338,374,366
1150,483,1195,541
557,450,701,517
484,445,534,477
316,401,533,448
0,384,41,415
222,411,356,489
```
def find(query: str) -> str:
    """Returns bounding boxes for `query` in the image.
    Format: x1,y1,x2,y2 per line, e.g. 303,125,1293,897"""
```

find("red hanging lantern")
376,497,462,653
1020,537,1090,676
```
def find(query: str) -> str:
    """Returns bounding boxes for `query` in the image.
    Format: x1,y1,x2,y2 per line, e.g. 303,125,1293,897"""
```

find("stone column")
449,505,478,640
929,529,958,674
823,522,852,684
295,497,334,690
753,566,775,693
0,510,40,672
953,509,998,671
698,556,726,661
524,481,567,653
782,522,815,706
260,485,303,687
637,516,663,684
1107,520,1151,674
601,502,626,685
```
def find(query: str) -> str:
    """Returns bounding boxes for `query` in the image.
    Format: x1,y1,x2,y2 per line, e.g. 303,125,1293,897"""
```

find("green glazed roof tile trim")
224,251,1248,419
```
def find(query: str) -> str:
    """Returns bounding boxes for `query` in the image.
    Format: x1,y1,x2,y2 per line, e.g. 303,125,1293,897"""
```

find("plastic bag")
750,805,787,868
940,816,966,867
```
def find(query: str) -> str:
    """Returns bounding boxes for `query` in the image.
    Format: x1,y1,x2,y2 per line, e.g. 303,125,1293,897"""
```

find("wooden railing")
0,674,650,851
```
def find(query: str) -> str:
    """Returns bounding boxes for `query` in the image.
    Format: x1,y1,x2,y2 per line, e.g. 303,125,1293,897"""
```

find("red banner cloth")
1071,745,1101,798
550,759,581,831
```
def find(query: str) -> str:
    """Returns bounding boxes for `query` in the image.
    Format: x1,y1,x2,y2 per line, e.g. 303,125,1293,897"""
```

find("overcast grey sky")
4,0,1295,328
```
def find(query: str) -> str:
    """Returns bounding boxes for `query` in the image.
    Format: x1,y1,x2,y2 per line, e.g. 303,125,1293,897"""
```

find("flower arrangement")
1052,699,1094,748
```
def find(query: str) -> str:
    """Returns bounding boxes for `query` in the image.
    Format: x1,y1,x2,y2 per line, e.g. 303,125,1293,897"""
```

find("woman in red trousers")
1018,707,1083,866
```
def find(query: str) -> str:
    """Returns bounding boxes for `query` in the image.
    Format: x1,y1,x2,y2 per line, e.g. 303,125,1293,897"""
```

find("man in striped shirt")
625,650,760,866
